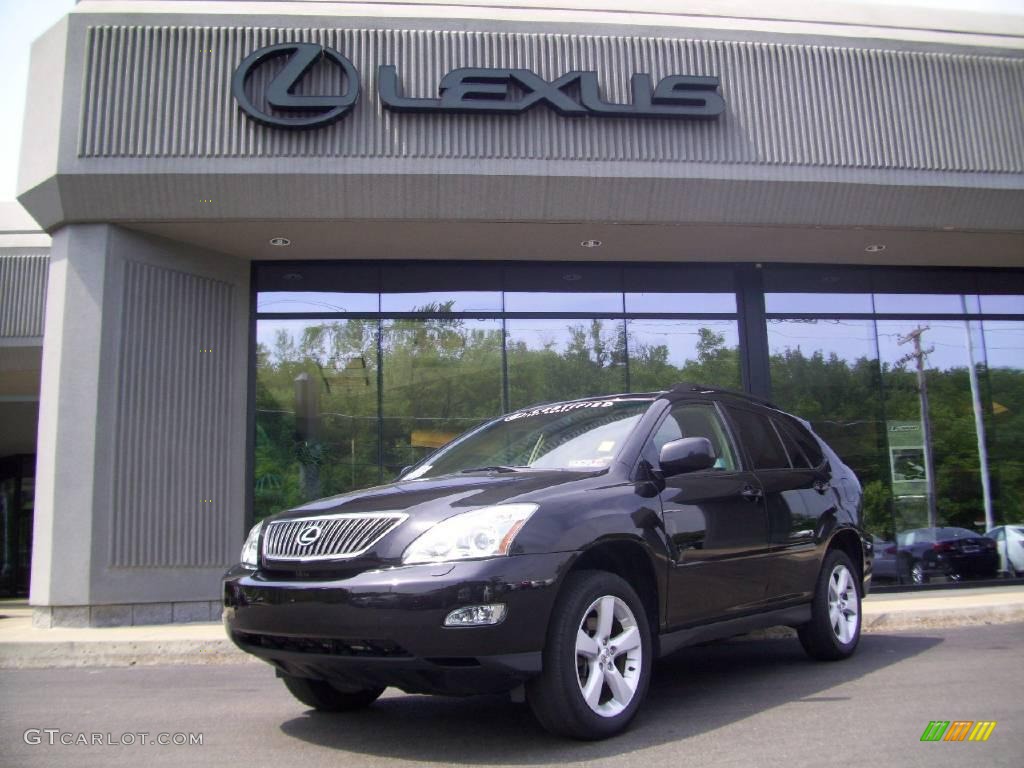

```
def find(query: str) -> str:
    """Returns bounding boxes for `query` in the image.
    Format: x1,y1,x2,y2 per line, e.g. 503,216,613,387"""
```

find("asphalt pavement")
1,623,1021,768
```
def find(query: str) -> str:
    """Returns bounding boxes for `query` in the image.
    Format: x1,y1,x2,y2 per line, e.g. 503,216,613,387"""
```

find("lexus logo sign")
232,43,360,129
295,525,323,546
233,42,725,130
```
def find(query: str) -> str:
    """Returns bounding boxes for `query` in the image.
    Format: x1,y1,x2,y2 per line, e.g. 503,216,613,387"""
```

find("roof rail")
668,383,778,409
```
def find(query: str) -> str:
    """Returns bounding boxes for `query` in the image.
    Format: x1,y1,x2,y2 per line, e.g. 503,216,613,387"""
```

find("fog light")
444,604,506,627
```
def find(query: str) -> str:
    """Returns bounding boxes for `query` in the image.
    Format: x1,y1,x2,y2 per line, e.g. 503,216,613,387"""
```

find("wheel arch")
825,526,867,584
567,537,662,641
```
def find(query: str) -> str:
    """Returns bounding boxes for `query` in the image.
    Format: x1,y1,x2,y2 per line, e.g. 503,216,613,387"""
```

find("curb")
1,607,1021,669
860,603,1024,632
0,638,258,670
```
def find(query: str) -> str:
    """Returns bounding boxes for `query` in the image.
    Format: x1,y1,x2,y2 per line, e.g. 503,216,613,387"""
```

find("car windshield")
404,398,654,479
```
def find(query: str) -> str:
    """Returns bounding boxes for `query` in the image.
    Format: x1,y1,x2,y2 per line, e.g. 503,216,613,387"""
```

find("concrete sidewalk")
1,586,1022,669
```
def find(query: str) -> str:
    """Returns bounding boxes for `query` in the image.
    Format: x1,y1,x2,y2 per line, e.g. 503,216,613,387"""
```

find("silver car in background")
986,526,1024,577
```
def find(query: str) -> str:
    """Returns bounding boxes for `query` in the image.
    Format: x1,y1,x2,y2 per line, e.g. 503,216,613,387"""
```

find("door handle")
741,485,763,501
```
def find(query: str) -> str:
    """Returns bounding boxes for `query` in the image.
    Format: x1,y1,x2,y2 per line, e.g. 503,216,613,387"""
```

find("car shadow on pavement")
279,632,942,763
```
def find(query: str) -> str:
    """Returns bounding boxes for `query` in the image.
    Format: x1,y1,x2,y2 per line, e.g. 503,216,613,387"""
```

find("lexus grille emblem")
296,525,323,546
232,42,360,129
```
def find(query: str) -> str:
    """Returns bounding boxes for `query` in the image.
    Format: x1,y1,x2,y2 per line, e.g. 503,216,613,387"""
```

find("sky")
0,0,1021,203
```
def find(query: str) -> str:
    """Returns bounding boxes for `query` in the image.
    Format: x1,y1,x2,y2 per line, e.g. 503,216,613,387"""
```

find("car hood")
258,469,601,575
278,469,595,521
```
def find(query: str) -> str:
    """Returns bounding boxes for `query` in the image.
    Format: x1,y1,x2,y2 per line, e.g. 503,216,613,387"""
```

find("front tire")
798,550,862,661
527,571,652,740
281,675,385,712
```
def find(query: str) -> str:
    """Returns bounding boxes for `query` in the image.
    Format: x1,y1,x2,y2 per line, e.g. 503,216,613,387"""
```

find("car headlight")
402,504,537,565
240,521,264,567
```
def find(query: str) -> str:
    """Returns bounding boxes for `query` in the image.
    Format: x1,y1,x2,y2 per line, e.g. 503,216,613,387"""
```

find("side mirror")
659,437,716,477
399,465,413,479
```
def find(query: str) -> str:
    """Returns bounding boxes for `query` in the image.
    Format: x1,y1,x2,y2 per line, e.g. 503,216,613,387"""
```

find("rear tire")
798,550,862,661
527,571,652,740
281,676,385,712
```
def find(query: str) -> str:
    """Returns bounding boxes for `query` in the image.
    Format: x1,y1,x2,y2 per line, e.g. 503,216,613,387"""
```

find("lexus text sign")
232,42,725,130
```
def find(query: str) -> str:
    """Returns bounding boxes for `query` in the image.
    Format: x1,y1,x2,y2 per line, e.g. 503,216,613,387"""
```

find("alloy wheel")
911,562,926,585
827,564,859,644
574,595,643,717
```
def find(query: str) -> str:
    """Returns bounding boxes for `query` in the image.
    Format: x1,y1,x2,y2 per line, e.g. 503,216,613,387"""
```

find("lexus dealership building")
2,0,1023,626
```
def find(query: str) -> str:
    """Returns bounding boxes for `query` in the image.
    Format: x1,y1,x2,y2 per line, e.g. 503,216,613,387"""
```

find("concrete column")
31,225,250,627
31,225,109,620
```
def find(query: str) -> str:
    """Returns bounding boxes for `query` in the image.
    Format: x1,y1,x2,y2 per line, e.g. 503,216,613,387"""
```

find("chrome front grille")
262,512,407,563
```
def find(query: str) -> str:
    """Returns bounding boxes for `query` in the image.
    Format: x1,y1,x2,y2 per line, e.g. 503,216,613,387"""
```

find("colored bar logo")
920,721,996,742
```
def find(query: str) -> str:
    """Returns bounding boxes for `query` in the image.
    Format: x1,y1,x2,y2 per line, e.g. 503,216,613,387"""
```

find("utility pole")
961,298,994,532
897,327,938,528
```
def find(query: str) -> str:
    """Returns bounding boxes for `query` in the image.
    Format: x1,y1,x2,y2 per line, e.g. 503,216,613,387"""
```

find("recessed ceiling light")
580,239,602,248
282,272,303,282
864,244,886,253
269,237,291,247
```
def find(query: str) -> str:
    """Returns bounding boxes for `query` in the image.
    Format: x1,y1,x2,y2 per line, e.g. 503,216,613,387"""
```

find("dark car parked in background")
224,384,869,740
896,527,998,584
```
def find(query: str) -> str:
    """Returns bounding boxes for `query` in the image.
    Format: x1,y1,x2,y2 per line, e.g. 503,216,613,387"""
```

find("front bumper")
223,553,568,695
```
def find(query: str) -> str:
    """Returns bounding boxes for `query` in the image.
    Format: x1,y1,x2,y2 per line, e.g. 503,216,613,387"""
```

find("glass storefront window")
503,263,623,313
766,293,874,314
767,318,887,529
979,321,1024,529
624,293,736,314
875,320,987,541
256,291,379,314
872,294,967,314
380,319,504,478
380,292,501,313
767,292,1007,316
504,292,623,313
252,263,1024,589
768,311,1022,586
254,319,380,522
255,263,380,314
628,319,741,391
380,263,502,313
506,319,628,409
980,295,1024,315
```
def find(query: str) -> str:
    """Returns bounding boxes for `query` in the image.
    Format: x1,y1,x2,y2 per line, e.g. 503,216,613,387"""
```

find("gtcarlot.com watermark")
23,729,203,747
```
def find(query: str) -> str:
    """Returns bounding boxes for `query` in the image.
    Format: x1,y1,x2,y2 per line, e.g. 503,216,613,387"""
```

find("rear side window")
725,406,790,470
786,420,825,467
773,417,825,469
772,418,811,469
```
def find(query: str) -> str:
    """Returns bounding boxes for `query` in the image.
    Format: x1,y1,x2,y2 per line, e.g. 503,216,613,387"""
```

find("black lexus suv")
224,384,869,740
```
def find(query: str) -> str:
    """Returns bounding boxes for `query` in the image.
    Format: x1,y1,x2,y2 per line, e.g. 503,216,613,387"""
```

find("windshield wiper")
459,465,523,474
